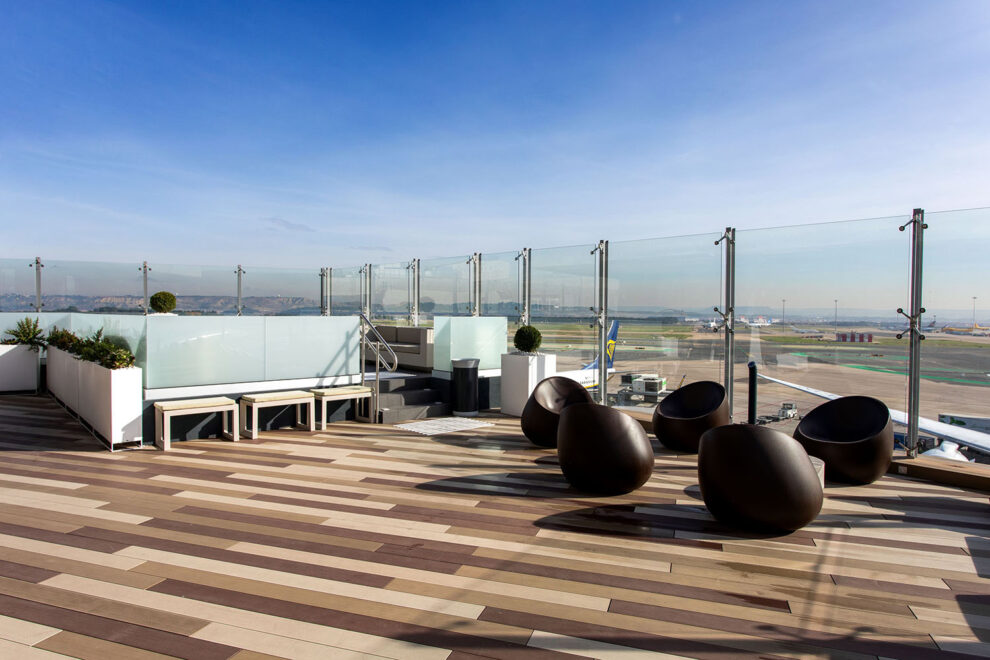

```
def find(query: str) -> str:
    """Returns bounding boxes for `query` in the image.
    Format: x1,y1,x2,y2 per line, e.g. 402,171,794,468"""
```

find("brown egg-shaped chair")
557,403,654,495
652,380,730,453
793,396,894,485
520,377,594,448
698,424,824,532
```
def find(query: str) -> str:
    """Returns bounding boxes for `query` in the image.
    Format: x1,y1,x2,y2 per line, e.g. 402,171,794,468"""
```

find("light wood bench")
154,396,238,451
239,390,315,440
310,385,372,430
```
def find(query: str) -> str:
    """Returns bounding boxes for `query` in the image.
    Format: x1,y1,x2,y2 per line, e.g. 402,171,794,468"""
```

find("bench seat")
239,390,315,440
311,385,372,430
154,396,238,450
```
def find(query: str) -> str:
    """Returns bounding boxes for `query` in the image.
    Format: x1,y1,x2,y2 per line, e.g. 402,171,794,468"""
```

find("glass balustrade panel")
240,266,321,315
420,256,470,322
529,244,597,373
919,207,990,465
608,232,723,409
371,261,412,325
735,215,909,434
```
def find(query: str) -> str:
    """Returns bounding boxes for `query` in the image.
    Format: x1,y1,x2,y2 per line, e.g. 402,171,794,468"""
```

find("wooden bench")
310,385,372,430
154,396,238,451
239,390,315,440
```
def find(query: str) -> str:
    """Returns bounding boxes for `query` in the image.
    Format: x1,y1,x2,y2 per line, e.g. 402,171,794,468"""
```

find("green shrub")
47,327,135,369
46,326,80,352
2,317,46,351
513,325,542,353
149,291,176,314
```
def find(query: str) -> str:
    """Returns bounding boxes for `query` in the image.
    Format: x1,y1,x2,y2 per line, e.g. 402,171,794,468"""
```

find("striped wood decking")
0,394,988,659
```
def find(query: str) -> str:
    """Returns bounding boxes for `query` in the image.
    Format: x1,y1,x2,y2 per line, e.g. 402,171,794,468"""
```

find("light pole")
781,298,786,323
834,299,838,336
974,296,978,329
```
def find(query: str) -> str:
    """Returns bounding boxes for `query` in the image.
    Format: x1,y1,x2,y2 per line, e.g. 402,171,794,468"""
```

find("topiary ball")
149,291,177,314
513,325,542,353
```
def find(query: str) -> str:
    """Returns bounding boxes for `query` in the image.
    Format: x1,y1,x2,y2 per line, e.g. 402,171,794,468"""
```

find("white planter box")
47,346,143,447
500,352,556,417
0,345,39,392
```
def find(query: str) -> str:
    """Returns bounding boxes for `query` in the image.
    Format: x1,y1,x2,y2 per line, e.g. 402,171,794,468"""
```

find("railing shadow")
0,394,105,452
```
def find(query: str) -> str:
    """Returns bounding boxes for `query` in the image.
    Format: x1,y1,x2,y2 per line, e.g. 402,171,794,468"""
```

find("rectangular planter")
47,346,143,447
0,344,39,392
500,352,556,417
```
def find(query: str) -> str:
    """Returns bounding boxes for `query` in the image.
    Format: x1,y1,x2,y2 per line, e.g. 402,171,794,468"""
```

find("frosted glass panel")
67,313,147,355
433,316,508,371
146,316,266,388
264,317,360,380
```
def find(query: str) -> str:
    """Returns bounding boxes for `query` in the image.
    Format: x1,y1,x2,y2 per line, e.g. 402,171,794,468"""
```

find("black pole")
747,361,757,424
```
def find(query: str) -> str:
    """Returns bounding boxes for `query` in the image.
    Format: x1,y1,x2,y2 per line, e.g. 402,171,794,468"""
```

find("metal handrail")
358,313,399,423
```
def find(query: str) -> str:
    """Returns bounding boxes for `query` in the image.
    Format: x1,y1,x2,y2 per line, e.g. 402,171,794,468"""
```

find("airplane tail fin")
582,320,619,370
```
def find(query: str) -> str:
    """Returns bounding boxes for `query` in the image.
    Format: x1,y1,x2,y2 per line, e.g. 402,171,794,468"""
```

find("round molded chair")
698,424,824,531
520,377,594,448
793,396,894,485
557,403,654,494
652,380,730,453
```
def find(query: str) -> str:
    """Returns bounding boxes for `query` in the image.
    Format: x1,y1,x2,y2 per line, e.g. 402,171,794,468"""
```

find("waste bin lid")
451,358,480,369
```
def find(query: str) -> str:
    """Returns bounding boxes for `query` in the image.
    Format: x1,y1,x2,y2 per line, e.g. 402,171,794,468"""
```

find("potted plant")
0,317,44,393
46,326,142,447
500,324,556,416
149,291,177,315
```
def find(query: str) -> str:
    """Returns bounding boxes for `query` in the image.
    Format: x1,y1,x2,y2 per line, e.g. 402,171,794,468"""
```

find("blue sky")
1,0,989,269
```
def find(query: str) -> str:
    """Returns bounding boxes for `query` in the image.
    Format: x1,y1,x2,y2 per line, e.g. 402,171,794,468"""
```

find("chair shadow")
533,503,796,542
429,433,545,452
414,471,601,499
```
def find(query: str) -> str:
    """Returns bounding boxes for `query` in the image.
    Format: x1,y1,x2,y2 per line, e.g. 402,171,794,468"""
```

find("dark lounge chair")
557,403,654,494
698,424,824,531
520,376,594,448
652,380,730,453
793,395,894,484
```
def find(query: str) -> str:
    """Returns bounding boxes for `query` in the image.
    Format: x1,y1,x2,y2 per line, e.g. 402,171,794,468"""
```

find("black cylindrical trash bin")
451,358,480,417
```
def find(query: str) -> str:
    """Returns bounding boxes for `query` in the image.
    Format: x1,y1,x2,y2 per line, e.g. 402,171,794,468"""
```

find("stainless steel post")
407,258,420,326
235,265,245,316
591,240,609,404
514,248,532,325
140,261,150,314
715,228,736,419
328,267,333,316
898,208,926,458
319,267,329,316
360,264,372,317
476,252,482,316
31,257,43,313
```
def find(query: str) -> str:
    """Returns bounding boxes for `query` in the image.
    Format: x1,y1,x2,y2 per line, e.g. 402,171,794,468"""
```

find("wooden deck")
0,394,988,659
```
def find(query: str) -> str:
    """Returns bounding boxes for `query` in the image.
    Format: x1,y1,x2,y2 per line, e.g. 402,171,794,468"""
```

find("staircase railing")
358,313,399,423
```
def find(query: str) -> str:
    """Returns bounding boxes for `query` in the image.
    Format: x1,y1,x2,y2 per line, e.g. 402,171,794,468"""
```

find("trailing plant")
149,291,177,314
2,317,46,351
47,327,135,369
513,325,542,353
76,330,136,370
46,326,80,352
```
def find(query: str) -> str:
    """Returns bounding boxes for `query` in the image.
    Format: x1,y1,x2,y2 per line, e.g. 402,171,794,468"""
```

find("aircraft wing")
757,373,990,456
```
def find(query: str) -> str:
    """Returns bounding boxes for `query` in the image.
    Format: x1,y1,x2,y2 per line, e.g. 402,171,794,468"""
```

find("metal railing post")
514,248,532,325
235,265,245,316
140,261,151,314
591,240,609,404
715,228,736,419
476,252,482,316
360,264,372,317
898,209,926,458
407,258,420,326
466,253,481,316
319,267,329,316
30,257,44,313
